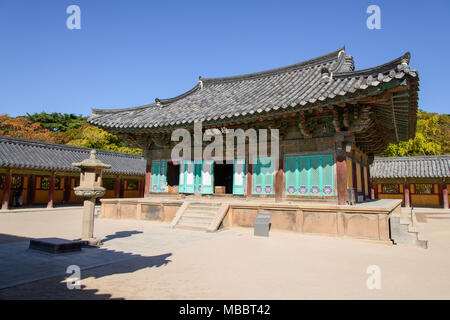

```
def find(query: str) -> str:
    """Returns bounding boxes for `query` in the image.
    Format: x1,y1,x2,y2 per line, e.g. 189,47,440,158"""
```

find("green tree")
67,122,141,154
382,110,448,157
24,112,85,132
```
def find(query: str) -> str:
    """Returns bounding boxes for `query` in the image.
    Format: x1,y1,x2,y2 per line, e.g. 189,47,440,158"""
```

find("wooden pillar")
1,169,12,210
336,150,348,205
47,172,55,208
352,161,358,203
404,181,410,208
139,178,145,198
360,164,366,201
366,163,372,199
114,176,121,198
246,162,253,197
274,159,284,202
27,175,35,206
63,176,71,203
442,182,449,209
120,178,124,198
371,183,376,200
144,163,152,197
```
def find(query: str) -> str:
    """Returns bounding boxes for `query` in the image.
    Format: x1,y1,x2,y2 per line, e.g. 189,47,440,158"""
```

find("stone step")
183,212,217,219
183,207,219,215
188,204,221,210
177,221,212,230
179,215,214,224
390,213,428,249
176,222,209,231
171,201,225,232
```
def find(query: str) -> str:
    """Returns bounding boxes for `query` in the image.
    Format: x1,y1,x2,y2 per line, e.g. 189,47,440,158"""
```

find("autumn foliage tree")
0,115,64,143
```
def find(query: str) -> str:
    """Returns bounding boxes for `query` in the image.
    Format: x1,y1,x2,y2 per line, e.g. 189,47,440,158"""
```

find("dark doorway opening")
167,162,180,187
214,163,233,194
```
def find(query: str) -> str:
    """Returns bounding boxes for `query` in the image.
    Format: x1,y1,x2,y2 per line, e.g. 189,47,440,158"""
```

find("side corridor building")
370,155,450,209
0,136,145,210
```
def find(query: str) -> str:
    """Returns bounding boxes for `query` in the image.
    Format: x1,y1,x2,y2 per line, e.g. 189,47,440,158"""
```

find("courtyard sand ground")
0,208,449,299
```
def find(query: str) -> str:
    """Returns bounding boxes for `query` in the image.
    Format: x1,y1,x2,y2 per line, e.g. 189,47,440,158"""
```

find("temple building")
370,155,449,209
88,47,419,205
0,136,146,210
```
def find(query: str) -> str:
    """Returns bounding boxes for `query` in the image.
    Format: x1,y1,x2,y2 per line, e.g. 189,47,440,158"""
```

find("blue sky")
1,0,449,117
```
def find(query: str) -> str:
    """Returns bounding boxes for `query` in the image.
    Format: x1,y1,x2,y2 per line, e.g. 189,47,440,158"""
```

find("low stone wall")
101,198,181,223
100,198,402,243
222,202,398,242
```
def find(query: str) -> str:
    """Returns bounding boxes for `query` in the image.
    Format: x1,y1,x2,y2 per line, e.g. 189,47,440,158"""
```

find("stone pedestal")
81,198,96,241
73,150,111,246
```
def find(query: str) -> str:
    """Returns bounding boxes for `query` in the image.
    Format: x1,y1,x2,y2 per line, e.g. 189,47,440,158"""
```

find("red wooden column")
336,150,348,205
371,183,376,200
1,169,12,210
367,163,372,200
352,160,358,203
360,164,366,201
246,161,253,197
63,176,71,204
47,172,55,208
442,182,449,209
120,178,125,198
139,178,145,197
114,176,121,198
274,158,284,202
144,162,152,197
27,174,35,206
404,180,411,208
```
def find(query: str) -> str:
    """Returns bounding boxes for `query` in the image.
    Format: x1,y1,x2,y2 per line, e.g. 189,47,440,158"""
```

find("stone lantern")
73,150,111,246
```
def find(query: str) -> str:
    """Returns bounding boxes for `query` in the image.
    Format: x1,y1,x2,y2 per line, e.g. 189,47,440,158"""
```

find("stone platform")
100,196,405,244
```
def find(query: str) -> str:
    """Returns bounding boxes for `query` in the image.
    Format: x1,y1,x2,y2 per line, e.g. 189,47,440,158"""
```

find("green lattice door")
253,157,274,195
151,160,168,193
285,154,334,196
178,160,214,194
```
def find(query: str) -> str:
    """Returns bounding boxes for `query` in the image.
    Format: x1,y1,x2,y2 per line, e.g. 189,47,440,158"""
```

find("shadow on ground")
0,233,32,245
0,230,172,300
0,252,172,300
102,230,144,243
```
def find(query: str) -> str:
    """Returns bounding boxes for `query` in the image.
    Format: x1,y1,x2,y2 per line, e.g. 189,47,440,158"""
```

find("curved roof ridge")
92,102,156,115
201,47,345,84
0,136,143,159
92,84,201,115
159,84,201,105
334,52,411,78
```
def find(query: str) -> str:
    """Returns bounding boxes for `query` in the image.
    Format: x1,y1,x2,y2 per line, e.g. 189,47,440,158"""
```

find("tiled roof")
0,136,145,176
88,47,418,132
370,155,450,179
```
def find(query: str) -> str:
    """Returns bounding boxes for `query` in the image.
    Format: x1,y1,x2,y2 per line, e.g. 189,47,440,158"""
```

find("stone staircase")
390,208,428,248
170,202,229,232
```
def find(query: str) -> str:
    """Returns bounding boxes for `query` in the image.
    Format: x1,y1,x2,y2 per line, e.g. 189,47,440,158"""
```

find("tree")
0,115,63,143
66,122,141,154
382,110,448,157
24,112,84,132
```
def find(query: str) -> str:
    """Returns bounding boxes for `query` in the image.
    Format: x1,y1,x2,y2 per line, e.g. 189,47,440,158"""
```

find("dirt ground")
0,208,449,300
